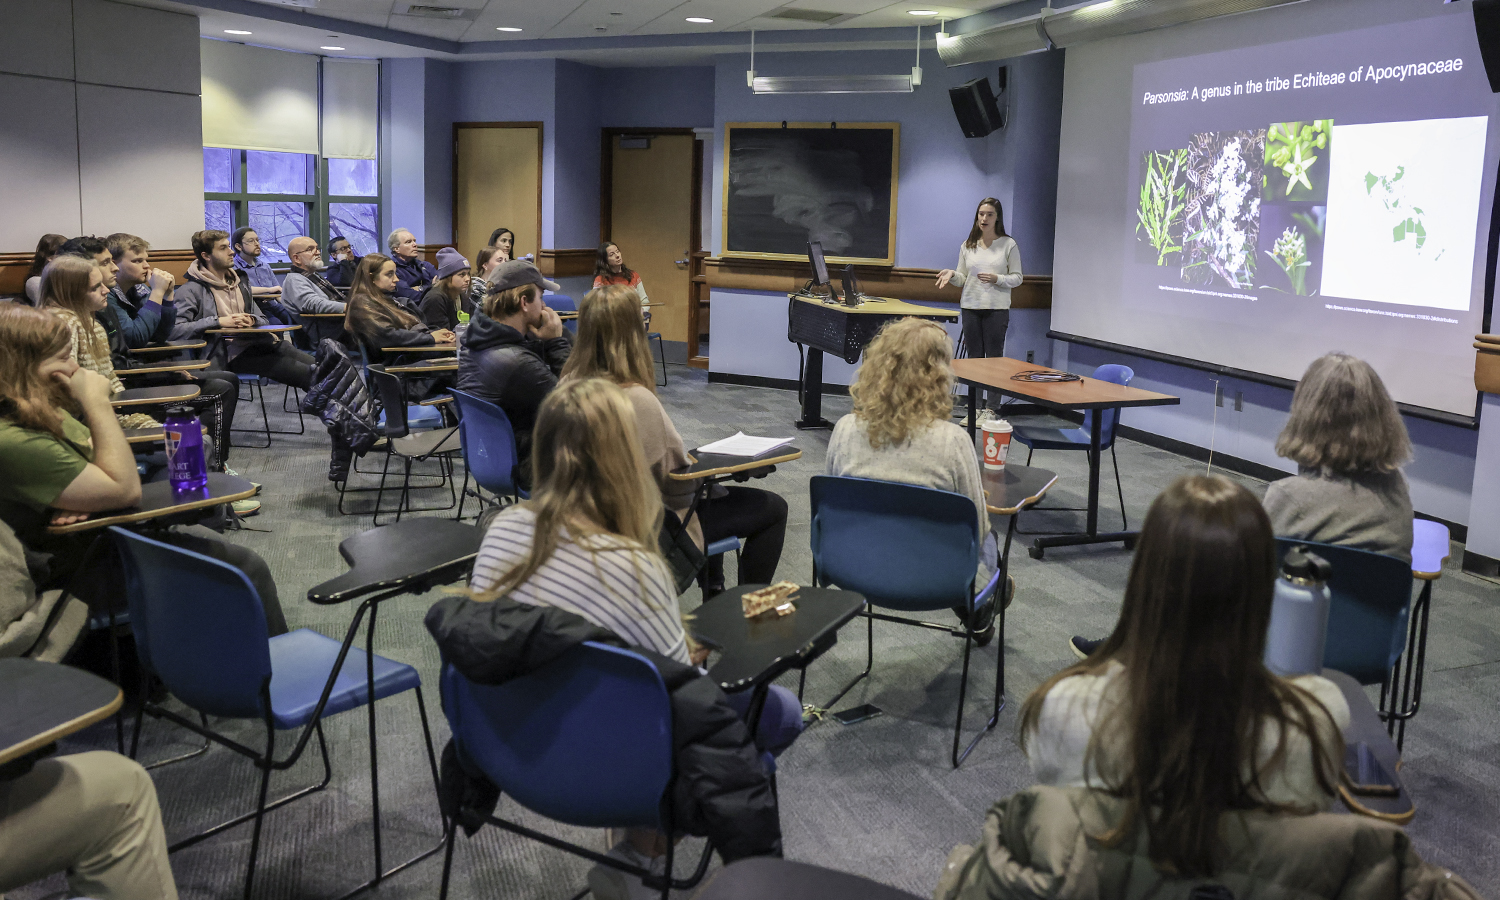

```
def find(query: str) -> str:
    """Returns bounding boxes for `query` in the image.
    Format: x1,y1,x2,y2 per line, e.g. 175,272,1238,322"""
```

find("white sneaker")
959,408,996,428
231,498,261,517
223,467,262,495
587,841,665,900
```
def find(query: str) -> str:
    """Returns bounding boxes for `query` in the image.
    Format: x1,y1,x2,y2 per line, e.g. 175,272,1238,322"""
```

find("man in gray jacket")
280,236,347,315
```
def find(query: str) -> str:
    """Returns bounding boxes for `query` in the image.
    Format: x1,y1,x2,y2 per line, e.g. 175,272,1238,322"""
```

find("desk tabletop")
47,473,257,534
0,659,122,765
300,312,346,319
694,585,866,693
387,359,459,374
111,384,200,407
790,293,958,319
205,324,300,334
127,340,206,354
307,518,485,604
123,427,165,445
1412,518,1450,581
982,464,1058,516
670,447,802,481
952,357,1181,412
384,344,456,354
1327,669,1414,824
119,360,211,376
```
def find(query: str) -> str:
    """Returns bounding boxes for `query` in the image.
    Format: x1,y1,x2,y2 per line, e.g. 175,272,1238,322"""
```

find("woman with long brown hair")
1021,474,1348,877
827,316,1003,635
24,233,66,306
344,253,455,363
562,284,788,591
935,198,1023,426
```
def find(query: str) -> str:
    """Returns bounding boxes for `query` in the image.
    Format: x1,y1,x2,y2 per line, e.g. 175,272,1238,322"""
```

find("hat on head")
487,259,559,294
435,247,469,280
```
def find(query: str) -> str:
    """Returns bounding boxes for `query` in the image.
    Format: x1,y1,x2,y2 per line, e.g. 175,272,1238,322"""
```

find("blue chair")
364,365,460,524
546,293,577,334
809,476,1003,767
110,527,445,900
1013,364,1134,531
1276,528,1442,752
437,643,713,900
449,389,527,521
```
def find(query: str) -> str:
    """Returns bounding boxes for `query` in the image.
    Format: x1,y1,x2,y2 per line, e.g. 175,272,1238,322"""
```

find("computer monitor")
808,241,831,290
841,265,861,307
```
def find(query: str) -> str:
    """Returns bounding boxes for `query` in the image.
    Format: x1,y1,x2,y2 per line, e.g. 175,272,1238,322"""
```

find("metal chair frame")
231,375,306,447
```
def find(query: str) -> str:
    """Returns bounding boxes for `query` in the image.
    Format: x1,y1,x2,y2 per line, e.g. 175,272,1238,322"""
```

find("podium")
786,293,957,429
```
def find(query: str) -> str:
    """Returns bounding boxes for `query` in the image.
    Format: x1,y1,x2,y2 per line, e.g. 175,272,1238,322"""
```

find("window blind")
200,39,317,155
321,59,378,160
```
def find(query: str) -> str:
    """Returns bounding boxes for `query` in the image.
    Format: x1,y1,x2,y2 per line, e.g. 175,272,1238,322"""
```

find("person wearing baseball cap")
457,259,570,490
418,247,472,331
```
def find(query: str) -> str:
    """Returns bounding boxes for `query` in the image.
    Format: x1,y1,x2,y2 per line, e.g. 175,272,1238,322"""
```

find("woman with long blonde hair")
562,284,789,591
827,316,1002,634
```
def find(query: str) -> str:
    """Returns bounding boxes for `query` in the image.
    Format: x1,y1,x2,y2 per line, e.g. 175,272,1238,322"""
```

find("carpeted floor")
18,366,1500,899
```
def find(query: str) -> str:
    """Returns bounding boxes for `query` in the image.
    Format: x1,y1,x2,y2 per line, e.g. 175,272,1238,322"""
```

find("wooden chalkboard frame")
721,122,900,266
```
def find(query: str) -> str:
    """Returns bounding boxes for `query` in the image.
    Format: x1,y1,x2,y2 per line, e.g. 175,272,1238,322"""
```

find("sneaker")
1069,635,1103,660
223,467,262,495
231,498,261,517
587,841,663,900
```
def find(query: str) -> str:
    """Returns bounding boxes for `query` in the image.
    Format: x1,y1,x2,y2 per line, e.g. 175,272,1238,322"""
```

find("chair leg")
242,730,277,900
654,333,668,387
1111,442,1127,531
438,816,459,900
455,468,470,520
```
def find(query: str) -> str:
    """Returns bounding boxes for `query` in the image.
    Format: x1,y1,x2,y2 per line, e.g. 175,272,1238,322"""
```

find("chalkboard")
722,122,900,265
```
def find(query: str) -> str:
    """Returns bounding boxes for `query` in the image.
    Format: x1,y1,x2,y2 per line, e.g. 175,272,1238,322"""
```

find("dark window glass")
329,203,379,257
328,158,377,196
203,148,238,193
247,151,313,195
205,200,234,233
247,202,307,262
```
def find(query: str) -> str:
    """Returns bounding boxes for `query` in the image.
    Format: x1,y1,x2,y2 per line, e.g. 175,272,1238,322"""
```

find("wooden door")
453,124,541,268
609,134,694,344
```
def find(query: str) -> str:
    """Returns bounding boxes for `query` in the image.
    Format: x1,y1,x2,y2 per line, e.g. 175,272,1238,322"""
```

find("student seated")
23,233,65,306
826,317,1003,636
344,253,455,362
0,304,285,632
455,260,571,491
388,228,435,308
1263,352,1414,562
323,234,358,288
280,236,348,315
231,227,281,299
418,247,472,331
426,378,793,900
487,226,515,261
173,230,314,391
467,246,504,313
563,285,789,590
0,750,179,900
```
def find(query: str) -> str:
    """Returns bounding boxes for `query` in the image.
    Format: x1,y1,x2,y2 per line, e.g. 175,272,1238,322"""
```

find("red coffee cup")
981,418,1013,470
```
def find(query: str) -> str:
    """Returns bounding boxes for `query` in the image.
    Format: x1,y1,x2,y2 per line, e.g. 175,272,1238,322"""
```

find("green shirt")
0,412,94,543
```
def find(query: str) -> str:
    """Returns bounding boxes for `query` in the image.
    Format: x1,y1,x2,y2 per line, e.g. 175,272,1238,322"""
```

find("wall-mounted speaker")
949,66,1009,138
1475,0,1500,93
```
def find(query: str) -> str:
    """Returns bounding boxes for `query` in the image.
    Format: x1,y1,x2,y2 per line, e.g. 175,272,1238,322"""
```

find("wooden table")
299,312,346,319
952,357,1179,555
382,344,456,354
204,324,300,336
127,340,205,355
0,659,122,767
111,384,200,407
387,359,458,375
670,446,803,481
124,427,165,445
1327,668,1414,824
118,360,211,377
46,473,257,534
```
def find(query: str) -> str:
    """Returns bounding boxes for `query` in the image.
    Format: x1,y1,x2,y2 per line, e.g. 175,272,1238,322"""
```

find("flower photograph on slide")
1181,129,1265,290
1320,116,1488,311
1264,120,1332,203
1135,148,1189,266
1258,204,1325,295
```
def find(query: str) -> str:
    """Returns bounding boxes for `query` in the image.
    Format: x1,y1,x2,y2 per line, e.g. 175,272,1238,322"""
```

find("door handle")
674,259,689,266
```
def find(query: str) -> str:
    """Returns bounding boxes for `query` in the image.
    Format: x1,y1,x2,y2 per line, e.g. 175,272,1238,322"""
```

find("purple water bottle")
163,407,208,492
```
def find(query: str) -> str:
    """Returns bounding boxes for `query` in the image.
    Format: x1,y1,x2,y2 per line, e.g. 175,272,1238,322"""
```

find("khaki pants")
0,751,177,900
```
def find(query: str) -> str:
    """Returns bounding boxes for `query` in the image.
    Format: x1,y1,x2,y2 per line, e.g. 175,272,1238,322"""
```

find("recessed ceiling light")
907,9,938,15
496,26,522,31
224,29,252,34
685,16,714,23
321,46,345,50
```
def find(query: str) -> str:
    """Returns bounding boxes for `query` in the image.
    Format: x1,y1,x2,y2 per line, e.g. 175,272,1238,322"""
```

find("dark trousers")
227,341,314,390
699,486,788,587
960,308,1009,411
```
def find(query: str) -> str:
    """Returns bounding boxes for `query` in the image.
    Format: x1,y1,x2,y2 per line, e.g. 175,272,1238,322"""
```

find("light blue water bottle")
1264,545,1333,677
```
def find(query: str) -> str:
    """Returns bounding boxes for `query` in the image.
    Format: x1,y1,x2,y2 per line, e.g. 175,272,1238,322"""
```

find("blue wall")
600,66,715,129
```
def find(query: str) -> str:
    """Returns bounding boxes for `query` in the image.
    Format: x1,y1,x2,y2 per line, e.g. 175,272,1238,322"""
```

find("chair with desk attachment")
449,389,527,520
364,365,460,524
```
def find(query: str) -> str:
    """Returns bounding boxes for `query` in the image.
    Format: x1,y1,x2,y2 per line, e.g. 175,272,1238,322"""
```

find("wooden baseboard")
701,256,1052,309
539,248,595,278
1,248,197,296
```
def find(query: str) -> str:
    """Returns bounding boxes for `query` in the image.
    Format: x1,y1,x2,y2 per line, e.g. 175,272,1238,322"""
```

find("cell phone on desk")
831,703,883,725
1343,742,1400,796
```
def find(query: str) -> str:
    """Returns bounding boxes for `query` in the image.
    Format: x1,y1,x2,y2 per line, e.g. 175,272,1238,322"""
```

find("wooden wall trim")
701,256,1053,309
539,248,596,279
418,243,456,262
1,249,197,296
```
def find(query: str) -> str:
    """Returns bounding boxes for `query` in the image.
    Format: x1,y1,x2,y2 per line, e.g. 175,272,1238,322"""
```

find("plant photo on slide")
1258,204,1325,295
1264,119,1332,202
1135,148,1189,266
1181,128,1265,290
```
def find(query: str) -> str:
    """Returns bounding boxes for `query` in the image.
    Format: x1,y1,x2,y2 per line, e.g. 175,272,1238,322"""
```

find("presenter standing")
936,198,1022,425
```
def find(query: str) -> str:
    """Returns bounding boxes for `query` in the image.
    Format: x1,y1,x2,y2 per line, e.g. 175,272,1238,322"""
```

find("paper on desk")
697,432,795,457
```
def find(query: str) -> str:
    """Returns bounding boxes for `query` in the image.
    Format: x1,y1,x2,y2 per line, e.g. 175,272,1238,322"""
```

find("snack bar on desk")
742,581,801,618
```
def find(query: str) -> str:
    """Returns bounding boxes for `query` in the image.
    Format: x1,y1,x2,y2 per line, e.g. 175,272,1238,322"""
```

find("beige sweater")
623,384,703,551
50,308,159,431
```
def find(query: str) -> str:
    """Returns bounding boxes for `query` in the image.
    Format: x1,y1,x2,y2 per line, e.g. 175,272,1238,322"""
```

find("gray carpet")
17,367,1500,899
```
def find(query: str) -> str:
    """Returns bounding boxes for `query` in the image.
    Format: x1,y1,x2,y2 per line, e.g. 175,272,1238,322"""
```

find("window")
202,149,379,265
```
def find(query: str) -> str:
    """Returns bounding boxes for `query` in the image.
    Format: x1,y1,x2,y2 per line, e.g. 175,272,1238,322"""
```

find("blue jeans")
725,684,804,757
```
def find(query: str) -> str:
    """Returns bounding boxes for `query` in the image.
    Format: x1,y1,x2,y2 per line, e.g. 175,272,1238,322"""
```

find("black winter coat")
424,594,782,863
302,338,382,455
455,313,571,489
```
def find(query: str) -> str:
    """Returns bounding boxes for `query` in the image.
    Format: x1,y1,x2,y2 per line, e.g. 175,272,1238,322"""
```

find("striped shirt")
470,506,688,664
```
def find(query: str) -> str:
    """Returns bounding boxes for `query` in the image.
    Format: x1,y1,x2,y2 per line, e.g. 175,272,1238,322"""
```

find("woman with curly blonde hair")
827,317,1003,634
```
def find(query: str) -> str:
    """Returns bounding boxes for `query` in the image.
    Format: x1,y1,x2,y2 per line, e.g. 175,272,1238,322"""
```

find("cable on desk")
1010,370,1082,383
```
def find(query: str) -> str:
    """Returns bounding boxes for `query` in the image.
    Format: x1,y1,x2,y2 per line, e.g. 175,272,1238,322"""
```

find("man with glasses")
281,237,346,315
325,235,358,287
230,227,281,299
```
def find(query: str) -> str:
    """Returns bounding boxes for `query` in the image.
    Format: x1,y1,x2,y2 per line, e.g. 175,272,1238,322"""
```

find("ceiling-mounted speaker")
949,67,1008,138
1475,0,1500,92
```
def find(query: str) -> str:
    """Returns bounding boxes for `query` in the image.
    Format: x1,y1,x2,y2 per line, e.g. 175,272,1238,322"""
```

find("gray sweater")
1262,467,1413,564
827,414,997,586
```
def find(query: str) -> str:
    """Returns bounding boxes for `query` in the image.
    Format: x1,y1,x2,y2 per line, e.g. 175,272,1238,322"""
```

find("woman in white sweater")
936,197,1023,425
1021,473,1349,878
